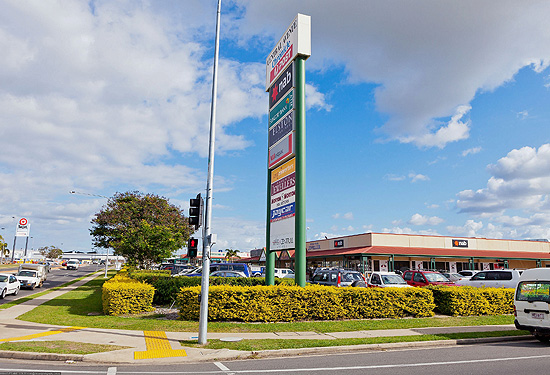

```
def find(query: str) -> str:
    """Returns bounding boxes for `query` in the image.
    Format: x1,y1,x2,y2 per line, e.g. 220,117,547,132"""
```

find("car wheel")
535,334,550,343
0,288,6,299
30,283,35,290
13,286,19,296
38,281,43,288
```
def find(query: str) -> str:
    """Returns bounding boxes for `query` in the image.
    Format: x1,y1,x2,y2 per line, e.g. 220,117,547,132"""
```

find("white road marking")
107,367,117,375
214,362,230,371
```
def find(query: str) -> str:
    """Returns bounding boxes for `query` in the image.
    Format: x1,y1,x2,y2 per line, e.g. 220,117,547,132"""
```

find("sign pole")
294,56,307,287
265,171,275,285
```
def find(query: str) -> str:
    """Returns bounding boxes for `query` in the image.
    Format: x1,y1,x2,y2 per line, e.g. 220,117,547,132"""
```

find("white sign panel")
265,13,311,90
270,216,295,251
15,217,30,237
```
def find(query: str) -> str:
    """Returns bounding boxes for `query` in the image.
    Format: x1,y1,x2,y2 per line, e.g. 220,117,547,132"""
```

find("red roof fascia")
304,246,550,260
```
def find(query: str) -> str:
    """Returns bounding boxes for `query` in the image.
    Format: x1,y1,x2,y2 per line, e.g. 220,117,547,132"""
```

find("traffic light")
188,237,198,258
189,193,203,230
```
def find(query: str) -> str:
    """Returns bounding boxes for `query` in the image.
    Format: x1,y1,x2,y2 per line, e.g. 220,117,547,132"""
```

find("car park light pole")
198,0,221,346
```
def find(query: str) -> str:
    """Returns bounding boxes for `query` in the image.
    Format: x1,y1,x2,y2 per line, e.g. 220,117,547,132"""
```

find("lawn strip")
0,340,130,355
180,330,530,351
0,271,100,310
18,273,515,333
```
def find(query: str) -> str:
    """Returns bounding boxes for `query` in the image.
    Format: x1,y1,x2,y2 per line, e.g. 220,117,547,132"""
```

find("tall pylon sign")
265,14,310,287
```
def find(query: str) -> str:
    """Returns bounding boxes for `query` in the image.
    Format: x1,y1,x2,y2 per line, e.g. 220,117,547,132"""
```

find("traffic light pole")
198,0,221,346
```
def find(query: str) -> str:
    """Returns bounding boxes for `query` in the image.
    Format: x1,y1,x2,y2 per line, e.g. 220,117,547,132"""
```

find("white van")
274,268,295,279
514,268,550,342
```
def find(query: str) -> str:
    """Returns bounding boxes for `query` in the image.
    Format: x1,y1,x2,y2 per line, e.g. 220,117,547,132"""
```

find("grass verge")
0,340,130,355
0,271,100,310
18,273,516,333
180,330,530,351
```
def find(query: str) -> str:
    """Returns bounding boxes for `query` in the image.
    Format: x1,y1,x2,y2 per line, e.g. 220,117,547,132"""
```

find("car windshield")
382,275,407,285
424,273,449,282
0,275,7,282
18,271,36,277
516,281,550,302
341,272,363,282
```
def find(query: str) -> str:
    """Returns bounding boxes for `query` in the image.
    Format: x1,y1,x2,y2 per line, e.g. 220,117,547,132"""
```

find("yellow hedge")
102,273,155,316
177,285,435,322
430,286,514,316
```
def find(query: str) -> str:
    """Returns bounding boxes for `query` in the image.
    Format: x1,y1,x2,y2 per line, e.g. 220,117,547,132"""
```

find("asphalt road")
0,338,549,374
0,264,101,303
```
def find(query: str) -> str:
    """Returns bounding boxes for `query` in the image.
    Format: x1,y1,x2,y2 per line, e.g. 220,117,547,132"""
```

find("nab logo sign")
269,62,294,108
452,239,468,248
334,239,344,248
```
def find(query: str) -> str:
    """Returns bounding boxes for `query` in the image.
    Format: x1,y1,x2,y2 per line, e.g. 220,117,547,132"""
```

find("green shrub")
177,285,434,322
102,274,155,316
430,286,514,316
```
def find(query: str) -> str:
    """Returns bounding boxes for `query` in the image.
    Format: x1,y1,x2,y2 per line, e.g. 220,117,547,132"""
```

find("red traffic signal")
188,237,198,258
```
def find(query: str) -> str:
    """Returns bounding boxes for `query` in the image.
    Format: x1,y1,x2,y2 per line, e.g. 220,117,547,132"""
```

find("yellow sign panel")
271,157,295,183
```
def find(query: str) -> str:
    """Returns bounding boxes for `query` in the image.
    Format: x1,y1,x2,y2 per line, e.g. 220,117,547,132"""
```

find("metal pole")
294,57,307,287
104,249,108,278
198,0,221,345
11,236,16,262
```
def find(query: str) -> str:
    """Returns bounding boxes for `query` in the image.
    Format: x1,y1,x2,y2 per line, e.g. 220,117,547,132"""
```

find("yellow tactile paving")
134,331,187,360
0,326,86,342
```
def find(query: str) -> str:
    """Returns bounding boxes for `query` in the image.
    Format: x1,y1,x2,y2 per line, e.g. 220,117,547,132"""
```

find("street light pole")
198,0,222,346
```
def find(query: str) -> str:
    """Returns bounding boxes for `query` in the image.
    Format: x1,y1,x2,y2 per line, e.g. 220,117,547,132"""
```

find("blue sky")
1,0,550,255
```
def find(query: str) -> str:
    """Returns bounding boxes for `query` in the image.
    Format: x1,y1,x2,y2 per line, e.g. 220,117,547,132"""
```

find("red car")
402,270,455,287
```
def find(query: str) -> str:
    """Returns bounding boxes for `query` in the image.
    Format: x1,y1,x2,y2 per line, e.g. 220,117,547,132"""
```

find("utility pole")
198,0,221,345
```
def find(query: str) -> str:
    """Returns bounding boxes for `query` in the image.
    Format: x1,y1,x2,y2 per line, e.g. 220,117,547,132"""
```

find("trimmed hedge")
429,286,514,316
177,285,435,322
102,273,155,316
131,273,294,305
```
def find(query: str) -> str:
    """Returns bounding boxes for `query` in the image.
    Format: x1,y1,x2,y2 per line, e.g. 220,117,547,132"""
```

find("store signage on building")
270,215,295,251
268,132,294,169
269,62,294,109
269,112,295,148
265,14,311,90
269,90,294,128
334,239,344,248
452,239,469,248
307,242,321,251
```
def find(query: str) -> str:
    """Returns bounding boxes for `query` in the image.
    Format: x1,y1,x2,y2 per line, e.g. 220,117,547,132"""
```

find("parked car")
160,263,195,275
0,273,20,298
458,270,479,279
273,268,295,279
514,268,550,342
368,272,411,288
250,266,263,277
310,268,365,287
441,272,463,282
456,269,522,288
66,259,80,270
210,270,248,278
402,270,455,287
184,263,252,277
16,269,43,289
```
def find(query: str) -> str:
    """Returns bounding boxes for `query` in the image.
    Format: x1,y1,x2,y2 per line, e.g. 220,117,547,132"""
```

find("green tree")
90,191,192,269
38,246,63,260
0,235,8,264
225,248,240,263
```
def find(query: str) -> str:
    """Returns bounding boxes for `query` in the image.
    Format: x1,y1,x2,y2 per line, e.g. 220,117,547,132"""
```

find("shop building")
304,232,550,273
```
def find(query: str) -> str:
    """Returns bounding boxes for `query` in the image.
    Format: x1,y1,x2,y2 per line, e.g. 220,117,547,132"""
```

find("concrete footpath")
0,271,531,364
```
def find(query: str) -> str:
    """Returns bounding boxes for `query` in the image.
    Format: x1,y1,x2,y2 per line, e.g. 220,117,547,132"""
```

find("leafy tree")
38,246,63,260
225,249,240,263
90,191,193,269
0,235,8,263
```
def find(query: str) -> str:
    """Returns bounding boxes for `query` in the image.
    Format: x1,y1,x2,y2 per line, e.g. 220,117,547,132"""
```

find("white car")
368,272,411,288
66,260,80,270
514,268,550,342
456,269,522,288
273,268,295,279
0,273,20,298
16,269,43,289
458,270,479,279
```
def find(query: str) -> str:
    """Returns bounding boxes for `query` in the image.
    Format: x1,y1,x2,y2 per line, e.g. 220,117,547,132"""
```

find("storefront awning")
306,246,550,260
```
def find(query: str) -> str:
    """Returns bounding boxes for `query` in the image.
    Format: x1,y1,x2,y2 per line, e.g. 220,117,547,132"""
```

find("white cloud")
462,147,482,157
408,213,444,226
409,173,430,183
238,1,550,148
332,212,354,220
516,110,529,120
